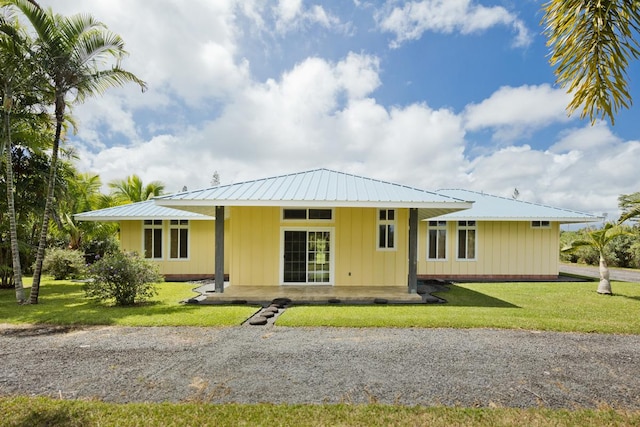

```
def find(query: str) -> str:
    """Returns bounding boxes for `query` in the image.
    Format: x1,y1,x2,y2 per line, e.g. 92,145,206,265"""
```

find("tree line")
1,0,146,303
2,1,640,303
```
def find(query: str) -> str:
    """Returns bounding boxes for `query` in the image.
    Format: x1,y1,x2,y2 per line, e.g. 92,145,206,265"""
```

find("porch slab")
201,285,423,304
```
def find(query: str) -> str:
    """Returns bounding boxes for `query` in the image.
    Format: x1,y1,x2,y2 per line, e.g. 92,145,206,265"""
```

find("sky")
43,0,640,219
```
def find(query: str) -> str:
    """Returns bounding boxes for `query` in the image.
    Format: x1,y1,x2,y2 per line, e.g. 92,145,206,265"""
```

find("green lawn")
3,279,640,425
276,281,640,334
1,397,638,427
2,279,639,333
0,278,259,327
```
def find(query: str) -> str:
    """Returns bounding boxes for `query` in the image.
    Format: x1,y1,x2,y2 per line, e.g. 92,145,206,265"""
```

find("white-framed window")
378,209,396,250
531,220,551,229
143,220,163,259
427,220,447,260
283,208,333,221
169,220,189,259
457,220,476,260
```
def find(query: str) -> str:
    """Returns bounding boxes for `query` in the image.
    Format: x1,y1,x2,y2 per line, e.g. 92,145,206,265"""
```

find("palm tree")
618,192,640,223
2,0,147,304
0,11,42,303
561,223,630,294
108,174,165,204
542,1,640,125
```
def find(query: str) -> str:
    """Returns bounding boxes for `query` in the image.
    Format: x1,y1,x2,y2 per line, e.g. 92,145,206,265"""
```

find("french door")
283,229,332,284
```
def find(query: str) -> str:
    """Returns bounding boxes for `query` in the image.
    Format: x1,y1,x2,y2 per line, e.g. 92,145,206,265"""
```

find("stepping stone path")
245,298,292,326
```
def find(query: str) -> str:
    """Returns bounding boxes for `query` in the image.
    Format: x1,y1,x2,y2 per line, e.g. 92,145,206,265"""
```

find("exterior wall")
119,220,226,280
417,220,560,280
229,206,409,287
118,213,560,284
334,207,408,287
229,206,281,286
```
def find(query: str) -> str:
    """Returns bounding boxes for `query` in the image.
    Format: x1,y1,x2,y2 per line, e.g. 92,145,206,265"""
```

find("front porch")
195,284,424,304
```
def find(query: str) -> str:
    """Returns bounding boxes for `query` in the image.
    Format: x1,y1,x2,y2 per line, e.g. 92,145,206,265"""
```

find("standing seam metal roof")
433,189,601,223
74,200,214,221
156,168,470,205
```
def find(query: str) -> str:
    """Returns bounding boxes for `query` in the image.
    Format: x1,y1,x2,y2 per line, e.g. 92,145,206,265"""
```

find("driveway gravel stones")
1,324,639,409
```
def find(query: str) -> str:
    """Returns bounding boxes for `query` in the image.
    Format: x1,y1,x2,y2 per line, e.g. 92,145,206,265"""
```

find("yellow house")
76,169,599,296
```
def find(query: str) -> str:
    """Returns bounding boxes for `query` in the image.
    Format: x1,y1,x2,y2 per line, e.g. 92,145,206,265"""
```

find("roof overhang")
154,199,474,218
428,215,603,224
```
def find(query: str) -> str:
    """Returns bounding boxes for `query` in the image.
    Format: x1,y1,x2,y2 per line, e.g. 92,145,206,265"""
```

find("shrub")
85,251,163,306
42,248,86,280
81,235,121,264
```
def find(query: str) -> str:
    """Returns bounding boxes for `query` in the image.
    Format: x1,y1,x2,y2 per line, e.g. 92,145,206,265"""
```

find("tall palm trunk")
2,86,25,303
597,253,612,295
29,93,63,304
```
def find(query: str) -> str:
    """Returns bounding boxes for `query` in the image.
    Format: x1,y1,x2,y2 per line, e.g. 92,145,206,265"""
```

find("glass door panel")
283,230,331,284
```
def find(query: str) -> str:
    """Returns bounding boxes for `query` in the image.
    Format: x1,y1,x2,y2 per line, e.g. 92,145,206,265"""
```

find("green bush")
42,248,86,280
85,251,163,306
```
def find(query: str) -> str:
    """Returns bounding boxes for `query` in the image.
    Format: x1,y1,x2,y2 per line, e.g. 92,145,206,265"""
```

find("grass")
276,281,640,334
0,396,638,427
0,277,259,327
2,280,640,425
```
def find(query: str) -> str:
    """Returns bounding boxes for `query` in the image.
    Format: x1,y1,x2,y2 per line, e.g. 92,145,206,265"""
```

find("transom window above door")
283,208,333,221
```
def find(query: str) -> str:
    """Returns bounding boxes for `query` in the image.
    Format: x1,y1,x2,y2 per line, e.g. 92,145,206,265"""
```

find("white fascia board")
74,215,214,222
156,199,474,209
427,216,602,223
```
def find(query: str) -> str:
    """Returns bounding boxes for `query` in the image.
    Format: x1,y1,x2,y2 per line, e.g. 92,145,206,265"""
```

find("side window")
531,220,551,229
143,220,163,259
378,209,396,250
428,221,447,260
169,220,189,259
457,220,476,260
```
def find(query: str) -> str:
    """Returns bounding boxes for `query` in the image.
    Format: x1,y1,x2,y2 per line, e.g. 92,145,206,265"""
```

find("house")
76,169,600,297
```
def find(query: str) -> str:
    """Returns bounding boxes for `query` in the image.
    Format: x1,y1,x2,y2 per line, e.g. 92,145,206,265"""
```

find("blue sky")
46,0,639,218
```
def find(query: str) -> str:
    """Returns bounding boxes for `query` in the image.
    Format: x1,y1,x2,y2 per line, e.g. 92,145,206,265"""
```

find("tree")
2,0,147,303
108,174,165,204
561,223,630,294
618,191,640,223
0,11,44,302
543,1,640,125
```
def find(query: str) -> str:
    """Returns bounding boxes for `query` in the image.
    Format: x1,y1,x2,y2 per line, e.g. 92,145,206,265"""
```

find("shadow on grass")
0,283,215,326
433,285,519,308
11,407,89,427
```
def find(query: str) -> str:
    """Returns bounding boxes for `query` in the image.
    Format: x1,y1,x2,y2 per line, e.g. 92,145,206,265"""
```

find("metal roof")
155,168,473,217
74,200,214,222
433,189,602,224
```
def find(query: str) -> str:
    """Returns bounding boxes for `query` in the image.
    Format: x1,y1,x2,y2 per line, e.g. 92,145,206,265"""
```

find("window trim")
377,209,397,251
282,208,334,222
531,220,551,229
169,219,190,260
143,219,163,260
456,220,477,261
427,220,448,261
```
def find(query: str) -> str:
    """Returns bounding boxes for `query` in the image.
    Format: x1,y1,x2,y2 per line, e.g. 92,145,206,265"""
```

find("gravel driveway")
1,324,639,409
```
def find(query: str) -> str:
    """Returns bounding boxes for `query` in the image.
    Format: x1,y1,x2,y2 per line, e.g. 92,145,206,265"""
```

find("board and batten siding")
334,207,408,287
119,220,225,279
229,206,281,287
417,220,560,279
228,206,409,287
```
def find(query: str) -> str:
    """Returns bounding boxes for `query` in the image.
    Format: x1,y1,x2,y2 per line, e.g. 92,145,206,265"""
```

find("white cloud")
43,1,638,220
377,0,532,48
273,0,341,33
463,84,572,142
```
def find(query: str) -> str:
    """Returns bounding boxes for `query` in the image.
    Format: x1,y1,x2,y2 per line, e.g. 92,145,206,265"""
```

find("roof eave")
155,199,474,209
